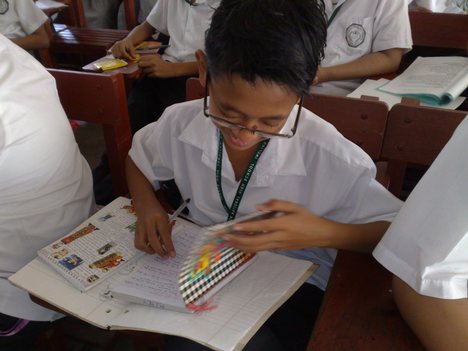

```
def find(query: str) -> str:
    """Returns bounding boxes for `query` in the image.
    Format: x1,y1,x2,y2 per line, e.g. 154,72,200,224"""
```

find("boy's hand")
134,204,176,258
138,55,177,78
110,38,136,60
220,199,334,252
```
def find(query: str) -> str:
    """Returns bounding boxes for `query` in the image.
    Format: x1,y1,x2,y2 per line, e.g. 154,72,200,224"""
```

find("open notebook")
10,197,317,350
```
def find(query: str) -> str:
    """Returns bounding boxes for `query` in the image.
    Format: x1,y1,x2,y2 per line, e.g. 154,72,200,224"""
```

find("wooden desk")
308,251,424,351
51,24,129,56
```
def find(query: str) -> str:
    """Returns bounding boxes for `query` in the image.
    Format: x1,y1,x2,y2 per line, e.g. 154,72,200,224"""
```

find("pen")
168,198,191,222
146,198,190,254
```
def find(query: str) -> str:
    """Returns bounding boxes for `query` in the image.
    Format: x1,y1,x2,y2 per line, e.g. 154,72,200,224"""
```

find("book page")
110,252,317,351
348,78,466,110
36,0,68,10
37,197,143,291
378,57,468,104
110,219,201,311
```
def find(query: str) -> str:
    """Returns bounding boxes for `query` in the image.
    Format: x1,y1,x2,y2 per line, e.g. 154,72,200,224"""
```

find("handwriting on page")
113,220,199,301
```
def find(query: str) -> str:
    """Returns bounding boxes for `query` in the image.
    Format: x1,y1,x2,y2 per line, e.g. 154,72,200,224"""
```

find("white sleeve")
336,166,403,224
128,112,175,190
15,0,48,35
374,116,468,299
372,0,413,52
145,0,169,35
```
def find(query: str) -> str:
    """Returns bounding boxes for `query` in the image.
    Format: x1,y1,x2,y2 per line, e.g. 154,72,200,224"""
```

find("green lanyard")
327,3,343,28
216,134,269,221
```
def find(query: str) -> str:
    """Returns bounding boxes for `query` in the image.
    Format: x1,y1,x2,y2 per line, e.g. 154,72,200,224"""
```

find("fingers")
134,213,176,257
134,220,154,254
155,220,176,258
256,199,302,213
222,231,293,252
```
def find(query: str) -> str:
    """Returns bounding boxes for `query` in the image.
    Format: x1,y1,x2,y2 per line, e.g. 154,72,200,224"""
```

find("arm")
392,276,468,351
138,56,199,78
126,156,175,257
219,199,391,253
11,24,49,50
111,21,156,60
315,48,405,84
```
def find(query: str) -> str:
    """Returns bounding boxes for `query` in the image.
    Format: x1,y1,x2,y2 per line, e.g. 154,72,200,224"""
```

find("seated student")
91,0,219,205
111,0,220,133
373,116,468,351
0,34,94,350
311,0,413,96
0,0,49,51
125,1,402,350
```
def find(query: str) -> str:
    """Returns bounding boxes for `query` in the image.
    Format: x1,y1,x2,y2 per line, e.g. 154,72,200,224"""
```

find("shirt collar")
178,102,307,186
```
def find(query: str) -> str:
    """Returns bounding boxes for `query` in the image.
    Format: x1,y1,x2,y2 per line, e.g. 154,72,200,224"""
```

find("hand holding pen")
143,198,190,258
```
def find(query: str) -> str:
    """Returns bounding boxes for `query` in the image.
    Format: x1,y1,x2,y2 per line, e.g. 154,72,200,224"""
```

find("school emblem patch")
0,0,8,15
346,23,366,48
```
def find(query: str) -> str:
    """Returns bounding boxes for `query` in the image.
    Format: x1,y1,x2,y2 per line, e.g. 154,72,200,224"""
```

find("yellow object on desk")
93,58,128,71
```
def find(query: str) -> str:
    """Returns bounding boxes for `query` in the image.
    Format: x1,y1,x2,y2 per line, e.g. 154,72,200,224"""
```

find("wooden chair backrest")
304,94,389,161
409,9,468,50
185,77,205,102
48,69,132,196
381,103,466,197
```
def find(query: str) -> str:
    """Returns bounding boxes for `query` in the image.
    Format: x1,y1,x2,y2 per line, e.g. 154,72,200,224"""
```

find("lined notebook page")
110,219,200,311
110,252,316,351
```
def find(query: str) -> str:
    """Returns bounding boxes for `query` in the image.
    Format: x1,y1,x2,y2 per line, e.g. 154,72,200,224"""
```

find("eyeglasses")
203,73,303,139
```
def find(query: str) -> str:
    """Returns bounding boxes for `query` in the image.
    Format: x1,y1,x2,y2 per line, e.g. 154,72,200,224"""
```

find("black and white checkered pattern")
179,246,255,305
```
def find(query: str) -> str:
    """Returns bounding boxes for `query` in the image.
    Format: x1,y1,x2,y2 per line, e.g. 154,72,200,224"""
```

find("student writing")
126,0,402,349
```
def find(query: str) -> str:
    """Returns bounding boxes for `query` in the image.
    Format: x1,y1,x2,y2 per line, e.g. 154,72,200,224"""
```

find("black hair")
205,0,327,97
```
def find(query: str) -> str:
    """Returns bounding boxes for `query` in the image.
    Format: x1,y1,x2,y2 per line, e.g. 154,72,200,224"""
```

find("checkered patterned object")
179,236,255,305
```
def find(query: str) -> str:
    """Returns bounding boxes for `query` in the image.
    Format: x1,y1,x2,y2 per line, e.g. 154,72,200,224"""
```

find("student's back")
0,33,94,348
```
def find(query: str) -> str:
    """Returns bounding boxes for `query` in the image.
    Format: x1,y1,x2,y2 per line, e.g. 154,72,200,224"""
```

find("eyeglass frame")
203,73,304,139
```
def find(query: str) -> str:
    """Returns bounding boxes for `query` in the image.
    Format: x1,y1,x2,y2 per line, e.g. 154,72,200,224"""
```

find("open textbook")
348,78,466,110
10,197,317,350
376,56,468,107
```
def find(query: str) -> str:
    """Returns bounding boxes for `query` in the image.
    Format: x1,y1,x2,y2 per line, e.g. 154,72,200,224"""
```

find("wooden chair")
47,69,132,196
409,9,468,50
304,93,389,161
381,102,467,197
307,249,425,351
55,0,137,29
308,103,467,351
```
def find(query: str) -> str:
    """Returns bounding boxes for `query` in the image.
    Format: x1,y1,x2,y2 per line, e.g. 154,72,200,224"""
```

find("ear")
195,50,208,88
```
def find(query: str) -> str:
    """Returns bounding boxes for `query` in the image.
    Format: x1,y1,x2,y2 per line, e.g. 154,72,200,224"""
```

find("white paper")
10,251,315,351
110,252,315,351
36,0,68,10
110,220,200,312
348,78,466,110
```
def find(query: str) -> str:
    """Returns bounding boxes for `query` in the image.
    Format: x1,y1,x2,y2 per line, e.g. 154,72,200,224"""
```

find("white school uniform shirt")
129,99,402,291
0,34,94,321
312,0,413,96
146,0,219,63
374,116,468,299
0,0,48,39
